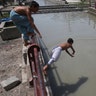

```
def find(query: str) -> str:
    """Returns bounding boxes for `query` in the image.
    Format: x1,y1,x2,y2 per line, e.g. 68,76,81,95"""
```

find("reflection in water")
88,13,96,29
34,11,96,42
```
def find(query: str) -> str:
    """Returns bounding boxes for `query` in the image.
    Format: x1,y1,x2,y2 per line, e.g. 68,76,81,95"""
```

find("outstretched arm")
26,9,42,38
70,46,75,55
65,49,74,57
65,46,75,57
33,24,42,38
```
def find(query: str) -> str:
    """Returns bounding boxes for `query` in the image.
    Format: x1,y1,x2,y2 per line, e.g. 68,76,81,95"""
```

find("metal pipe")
31,60,38,96
34,47,47,96
28,44,47,96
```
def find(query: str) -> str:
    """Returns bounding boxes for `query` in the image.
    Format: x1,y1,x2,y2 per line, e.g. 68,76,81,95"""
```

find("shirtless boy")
43,38,75,73
10,1,42,46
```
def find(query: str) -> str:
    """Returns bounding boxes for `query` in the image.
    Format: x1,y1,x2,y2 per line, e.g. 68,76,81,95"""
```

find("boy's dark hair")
67,38,74,44
30,1,39,7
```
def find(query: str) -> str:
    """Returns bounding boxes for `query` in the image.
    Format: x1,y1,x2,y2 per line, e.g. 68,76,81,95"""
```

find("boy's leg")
27,32,36,43
43,47,62,74
23,32,36,46
22,33,29,46
43,58,54,75
51,47,62,61
23,39,29,46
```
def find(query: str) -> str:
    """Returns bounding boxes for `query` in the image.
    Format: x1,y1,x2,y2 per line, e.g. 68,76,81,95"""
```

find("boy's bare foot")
43,65,49,75
24,42,32,46
43,70,47,75
29,77,33,87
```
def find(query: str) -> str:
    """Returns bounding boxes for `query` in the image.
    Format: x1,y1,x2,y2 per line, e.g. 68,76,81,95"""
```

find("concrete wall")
0,20,21,41
67,0,80,3
88,7,96,16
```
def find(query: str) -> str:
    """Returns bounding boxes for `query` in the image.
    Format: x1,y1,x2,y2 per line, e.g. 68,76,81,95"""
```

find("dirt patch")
0,38,34,96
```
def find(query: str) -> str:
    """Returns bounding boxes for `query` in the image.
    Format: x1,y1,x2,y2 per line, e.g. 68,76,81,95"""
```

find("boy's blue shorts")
10,10,34,40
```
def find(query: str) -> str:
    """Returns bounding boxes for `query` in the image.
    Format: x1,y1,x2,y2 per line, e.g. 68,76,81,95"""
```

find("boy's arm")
70,46,75,55
65,49,74,57
33,24,42,38
26,9,42,38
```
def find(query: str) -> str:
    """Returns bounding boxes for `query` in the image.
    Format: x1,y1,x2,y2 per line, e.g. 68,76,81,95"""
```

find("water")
35,0,55,5
33,11,96,96
33,11,96,47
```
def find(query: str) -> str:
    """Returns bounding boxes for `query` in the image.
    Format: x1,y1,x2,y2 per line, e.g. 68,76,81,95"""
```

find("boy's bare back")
14,6,30,16
59,42,72,50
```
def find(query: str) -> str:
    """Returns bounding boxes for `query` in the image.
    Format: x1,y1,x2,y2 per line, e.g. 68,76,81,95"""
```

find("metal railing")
27,36,47,96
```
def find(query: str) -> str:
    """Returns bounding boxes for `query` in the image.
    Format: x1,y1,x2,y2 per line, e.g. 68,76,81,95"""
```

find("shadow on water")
38,38,88,96
48,65,88,96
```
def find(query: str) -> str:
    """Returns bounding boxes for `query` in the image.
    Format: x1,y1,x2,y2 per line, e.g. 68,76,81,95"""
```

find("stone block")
0,76,21,91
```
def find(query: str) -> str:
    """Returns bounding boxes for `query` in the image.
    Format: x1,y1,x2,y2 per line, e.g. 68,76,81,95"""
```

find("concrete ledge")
0,20,21,41
0,22,5,29
88,7,96,16
0,76,21,91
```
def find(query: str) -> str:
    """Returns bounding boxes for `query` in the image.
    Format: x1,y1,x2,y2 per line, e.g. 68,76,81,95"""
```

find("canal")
33,11,96,96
